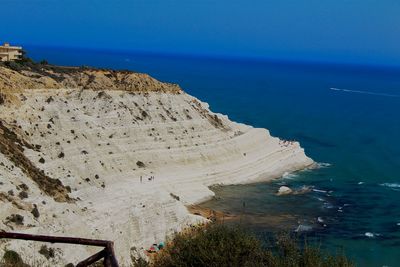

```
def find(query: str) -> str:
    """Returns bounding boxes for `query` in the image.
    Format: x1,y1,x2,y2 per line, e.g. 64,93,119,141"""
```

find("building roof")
0,43,22,49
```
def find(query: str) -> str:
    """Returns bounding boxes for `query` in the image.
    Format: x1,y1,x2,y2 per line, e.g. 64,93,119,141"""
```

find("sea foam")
312,188,327,193
364,232,381,238
365,232,375,238
379,183,400,190
282,172,298,179
316,162,332,168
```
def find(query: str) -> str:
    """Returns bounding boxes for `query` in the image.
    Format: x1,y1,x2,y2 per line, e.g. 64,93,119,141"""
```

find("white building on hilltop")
0,42,23,62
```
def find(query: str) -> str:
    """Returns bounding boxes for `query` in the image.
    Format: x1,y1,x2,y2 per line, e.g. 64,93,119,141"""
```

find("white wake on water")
315,162,332,169
365,232,376,238
364,232,381,238
282,172,299,179
312,188,327,193
379,183,400,190
330,87,400,98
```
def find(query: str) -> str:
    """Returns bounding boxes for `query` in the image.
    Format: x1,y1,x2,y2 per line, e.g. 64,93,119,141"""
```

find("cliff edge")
0,63,313,265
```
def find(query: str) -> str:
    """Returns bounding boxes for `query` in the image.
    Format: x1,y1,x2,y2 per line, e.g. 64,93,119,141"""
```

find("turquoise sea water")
28,47,400,267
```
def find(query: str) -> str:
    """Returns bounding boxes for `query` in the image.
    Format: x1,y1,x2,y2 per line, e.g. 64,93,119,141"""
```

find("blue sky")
2,0,400,66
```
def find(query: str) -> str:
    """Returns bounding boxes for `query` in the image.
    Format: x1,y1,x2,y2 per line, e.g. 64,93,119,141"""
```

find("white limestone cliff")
0,65,313,265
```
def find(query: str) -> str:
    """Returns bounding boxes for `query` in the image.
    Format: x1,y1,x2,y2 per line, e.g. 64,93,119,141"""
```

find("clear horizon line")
22,43,400,71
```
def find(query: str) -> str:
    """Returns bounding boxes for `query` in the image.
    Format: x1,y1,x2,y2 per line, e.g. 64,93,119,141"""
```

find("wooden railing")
0,231,119,267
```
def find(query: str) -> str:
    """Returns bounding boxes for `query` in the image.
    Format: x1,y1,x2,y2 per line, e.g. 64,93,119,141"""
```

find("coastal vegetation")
1,224,354,267
1,250,31,267
136,223,354,267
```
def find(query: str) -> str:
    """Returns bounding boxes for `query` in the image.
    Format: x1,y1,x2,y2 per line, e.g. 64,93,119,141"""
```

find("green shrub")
1,250,29,267
38,245,55,259
145,223,354,267
39,60,49,65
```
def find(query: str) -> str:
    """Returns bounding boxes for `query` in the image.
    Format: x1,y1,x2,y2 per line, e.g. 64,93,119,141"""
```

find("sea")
27,46,400,267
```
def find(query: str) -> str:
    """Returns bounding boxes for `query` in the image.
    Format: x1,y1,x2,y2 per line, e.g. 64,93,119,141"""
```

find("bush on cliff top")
1,250,29,267
141,223,354,267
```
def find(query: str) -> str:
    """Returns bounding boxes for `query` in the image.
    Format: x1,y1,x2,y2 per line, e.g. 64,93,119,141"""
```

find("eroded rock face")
0,65,313,265
0,65,181,105
0,121,72,202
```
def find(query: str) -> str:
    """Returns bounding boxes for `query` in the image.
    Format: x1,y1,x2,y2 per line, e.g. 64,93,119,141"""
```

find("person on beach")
140,176,142,183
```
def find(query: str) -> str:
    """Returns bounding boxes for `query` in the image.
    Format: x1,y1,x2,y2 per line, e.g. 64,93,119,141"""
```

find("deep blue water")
27,46,400,267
